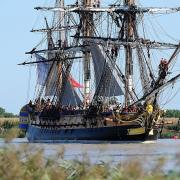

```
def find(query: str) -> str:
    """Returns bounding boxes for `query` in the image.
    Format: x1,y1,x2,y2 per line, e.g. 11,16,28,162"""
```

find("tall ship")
19,0,180,142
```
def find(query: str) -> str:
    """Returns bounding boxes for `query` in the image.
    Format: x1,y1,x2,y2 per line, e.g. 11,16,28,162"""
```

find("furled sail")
90,43,123,97
35,54,50,85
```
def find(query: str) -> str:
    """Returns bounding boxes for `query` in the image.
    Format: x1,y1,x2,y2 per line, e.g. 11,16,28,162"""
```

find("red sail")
69,77,83,88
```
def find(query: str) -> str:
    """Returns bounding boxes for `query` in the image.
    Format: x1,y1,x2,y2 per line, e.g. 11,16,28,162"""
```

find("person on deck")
111,47,115,58
58,40,62,48
46,98,51,106
35,98,41,111
122,106,128,114
26,100,34,113
62,40,67,48
114,46,118,57
26,100,36,121
93,1,96,7
40,98,45,110
75,0,78,7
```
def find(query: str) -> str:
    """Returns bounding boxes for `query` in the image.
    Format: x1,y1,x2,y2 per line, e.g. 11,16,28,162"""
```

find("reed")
0,118,24,139
0,117,19,127
0,144,179,180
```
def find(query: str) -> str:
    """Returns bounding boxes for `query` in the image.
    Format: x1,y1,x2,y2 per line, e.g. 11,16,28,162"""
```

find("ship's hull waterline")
26,124,157,143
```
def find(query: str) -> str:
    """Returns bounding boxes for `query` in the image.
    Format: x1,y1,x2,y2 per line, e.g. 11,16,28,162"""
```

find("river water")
0,138,180,172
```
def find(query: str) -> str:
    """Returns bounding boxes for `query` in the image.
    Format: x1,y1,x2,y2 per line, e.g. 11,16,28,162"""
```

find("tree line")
164,109,180,118
0,107,17,118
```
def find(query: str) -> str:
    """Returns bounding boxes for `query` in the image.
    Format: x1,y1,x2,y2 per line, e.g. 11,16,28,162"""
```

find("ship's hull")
26,124,158,143
20,108,159,142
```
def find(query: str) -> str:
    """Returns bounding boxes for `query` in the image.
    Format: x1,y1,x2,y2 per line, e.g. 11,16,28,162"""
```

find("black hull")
26,125,158,143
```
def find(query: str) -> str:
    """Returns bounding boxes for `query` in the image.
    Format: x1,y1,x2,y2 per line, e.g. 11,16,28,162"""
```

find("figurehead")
146,101,153,114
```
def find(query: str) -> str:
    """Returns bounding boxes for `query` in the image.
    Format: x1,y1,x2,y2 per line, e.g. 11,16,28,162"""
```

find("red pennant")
69,77,83,88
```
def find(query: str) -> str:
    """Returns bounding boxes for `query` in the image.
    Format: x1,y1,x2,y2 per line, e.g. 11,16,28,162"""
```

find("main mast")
56,0,65,43
124,0,135,106
82,0,94,106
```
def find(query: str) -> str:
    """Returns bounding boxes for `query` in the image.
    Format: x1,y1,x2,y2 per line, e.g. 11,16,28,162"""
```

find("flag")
69,76,83,88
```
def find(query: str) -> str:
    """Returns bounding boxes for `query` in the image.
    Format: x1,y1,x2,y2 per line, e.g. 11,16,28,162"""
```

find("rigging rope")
26,65,32,103
160,84,180,108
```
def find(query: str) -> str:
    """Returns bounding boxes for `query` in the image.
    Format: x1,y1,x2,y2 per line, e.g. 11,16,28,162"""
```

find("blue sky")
0,0,180,114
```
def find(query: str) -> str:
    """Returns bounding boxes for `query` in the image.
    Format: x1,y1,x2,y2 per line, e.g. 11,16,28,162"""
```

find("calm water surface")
0,138,180,171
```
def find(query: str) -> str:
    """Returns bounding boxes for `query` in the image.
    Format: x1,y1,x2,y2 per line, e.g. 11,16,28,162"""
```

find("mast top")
34,6,180,14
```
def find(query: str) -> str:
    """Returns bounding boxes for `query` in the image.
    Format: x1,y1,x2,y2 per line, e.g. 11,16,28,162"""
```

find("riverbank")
160,127,180,139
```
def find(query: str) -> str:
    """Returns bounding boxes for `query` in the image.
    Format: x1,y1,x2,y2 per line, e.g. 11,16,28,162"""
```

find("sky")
0,0,180,114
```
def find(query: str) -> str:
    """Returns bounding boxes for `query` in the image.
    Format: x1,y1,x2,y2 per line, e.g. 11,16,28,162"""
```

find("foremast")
56,0,65,102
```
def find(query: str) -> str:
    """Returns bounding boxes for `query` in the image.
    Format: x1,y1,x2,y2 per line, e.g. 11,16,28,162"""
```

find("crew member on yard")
114,46,118,57
111,47,115,58
97,0,100,8
159,58,169,78
75,0,78,7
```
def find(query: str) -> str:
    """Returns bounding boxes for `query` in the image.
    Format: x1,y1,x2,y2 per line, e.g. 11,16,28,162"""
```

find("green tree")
0,107,5,116
0,107,17,117
165,109,180,118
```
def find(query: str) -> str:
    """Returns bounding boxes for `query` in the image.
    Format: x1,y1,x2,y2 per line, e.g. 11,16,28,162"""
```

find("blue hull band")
19,124,28,129
26,125,150,142
19,112,29,117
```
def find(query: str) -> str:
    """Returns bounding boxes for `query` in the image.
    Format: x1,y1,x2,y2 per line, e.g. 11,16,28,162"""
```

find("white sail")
35,54,49,86
90,43,123,97
44,61,58,96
